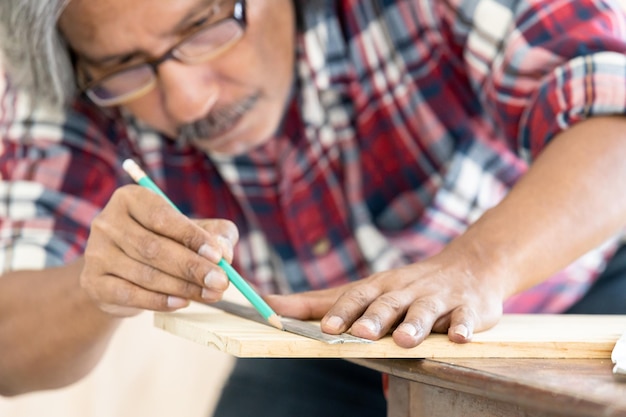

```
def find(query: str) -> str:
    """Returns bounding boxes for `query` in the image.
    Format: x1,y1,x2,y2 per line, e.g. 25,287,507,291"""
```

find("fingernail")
356,318,378,333
167,296,189,309
204,269,226,289
198,243,220,262
453,324,469,339
217,235,233,260
396,323,417,337
324,315,344,331
201,288,218,301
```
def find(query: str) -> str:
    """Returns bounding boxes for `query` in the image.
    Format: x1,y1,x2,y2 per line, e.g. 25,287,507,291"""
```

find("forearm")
0,258,120,396
451,116,626,298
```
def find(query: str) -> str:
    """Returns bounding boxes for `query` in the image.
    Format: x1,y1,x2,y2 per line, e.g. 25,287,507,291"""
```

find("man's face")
58,0,295,155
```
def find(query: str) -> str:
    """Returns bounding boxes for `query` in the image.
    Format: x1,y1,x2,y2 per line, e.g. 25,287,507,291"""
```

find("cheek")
123,93,177,136
242,2,295,92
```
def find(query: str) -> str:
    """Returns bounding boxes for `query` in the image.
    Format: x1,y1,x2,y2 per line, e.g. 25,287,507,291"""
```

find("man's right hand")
80,184,238,317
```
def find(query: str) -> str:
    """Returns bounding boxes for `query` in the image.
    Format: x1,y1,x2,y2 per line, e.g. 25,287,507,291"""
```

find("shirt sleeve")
0,68,127,272
447,0,626,161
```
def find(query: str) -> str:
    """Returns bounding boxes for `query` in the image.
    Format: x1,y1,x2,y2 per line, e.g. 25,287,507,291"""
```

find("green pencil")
122,158,283,330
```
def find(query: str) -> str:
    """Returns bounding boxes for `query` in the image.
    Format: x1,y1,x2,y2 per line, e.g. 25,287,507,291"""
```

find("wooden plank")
153,303,626,358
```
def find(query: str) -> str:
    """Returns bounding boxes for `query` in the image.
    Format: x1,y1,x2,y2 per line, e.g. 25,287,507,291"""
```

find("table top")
351,358,626,417
154,302,626,358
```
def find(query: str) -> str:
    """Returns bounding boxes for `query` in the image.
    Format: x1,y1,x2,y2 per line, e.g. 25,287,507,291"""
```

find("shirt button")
311,238,331,256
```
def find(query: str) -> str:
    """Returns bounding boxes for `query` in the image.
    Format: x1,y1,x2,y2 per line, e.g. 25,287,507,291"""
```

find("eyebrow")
79,0,220,67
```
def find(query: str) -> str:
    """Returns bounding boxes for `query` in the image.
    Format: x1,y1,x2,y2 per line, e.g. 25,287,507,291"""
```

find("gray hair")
0,0,76,106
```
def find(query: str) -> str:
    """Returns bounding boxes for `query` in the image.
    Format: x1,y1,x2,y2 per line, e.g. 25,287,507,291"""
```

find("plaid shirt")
2,0,626,313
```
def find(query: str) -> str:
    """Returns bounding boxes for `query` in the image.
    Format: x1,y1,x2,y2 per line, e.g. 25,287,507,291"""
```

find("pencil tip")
267,314,284,330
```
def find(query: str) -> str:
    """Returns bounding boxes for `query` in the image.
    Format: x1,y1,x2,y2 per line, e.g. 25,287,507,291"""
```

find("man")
1,0,625,415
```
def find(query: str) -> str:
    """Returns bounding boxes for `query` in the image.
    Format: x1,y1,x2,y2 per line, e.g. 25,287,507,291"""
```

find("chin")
209,113,281,155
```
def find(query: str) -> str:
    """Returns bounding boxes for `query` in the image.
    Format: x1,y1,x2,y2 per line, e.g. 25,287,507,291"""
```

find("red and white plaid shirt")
2,0,626,313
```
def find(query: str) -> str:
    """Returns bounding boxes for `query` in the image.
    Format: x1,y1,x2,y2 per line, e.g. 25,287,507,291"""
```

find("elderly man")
1,0,625,415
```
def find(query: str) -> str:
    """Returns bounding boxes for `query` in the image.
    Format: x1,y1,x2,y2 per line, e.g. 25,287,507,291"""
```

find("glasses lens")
175,19,244,63
87,65,155,105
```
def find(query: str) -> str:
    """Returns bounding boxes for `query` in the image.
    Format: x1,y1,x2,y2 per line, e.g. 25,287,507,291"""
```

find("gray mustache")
178,93,260,142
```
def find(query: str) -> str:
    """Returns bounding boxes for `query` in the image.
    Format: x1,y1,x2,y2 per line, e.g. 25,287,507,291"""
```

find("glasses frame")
79,0,247,106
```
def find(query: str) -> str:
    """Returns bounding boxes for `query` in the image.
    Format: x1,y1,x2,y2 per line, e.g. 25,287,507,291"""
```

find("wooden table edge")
349,358,626,417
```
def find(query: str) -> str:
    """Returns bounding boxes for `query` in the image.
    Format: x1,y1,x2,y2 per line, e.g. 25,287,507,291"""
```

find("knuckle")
110,186,129,205
375,293,404,312
180,256,203,282
110,186,136,213
111,282,133,306
89,218,117,244
178,279,200,298
145,204,170,231
455,304,475,317
136,263,160,286
414,297,444,316
137,235,161,260
195,219,239,247
343,286,375,308
89,215,108,232
180,231,204,253
145,292,169,310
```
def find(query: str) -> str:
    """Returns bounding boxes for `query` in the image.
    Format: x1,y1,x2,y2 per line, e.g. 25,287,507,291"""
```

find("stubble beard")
178,92,261,145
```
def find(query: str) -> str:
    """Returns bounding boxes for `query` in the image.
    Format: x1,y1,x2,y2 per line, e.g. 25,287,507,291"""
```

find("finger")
446,306,478,343
104,248,214,301
117,186,225,262
447,306,500,343
432,313,452,334
264,287,345,320
93,211,229,292
348,290,414,340
194,219,239,264
82,274,190,317
319,282,382,335
392,298,447,348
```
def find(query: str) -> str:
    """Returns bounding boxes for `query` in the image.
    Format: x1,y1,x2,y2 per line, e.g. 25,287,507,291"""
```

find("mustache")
178,93,260,143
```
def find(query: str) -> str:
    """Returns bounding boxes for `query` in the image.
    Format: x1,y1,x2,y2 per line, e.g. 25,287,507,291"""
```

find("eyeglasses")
79,0,247,107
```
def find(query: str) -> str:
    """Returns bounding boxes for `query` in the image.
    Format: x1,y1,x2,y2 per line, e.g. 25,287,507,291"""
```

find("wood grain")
153,304,626,358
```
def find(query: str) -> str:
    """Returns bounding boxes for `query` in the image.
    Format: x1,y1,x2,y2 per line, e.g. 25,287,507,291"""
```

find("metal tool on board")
211,300,372,345
612,330,626,381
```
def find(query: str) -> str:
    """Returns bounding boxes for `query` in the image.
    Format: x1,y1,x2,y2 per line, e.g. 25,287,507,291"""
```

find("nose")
156,60,219,124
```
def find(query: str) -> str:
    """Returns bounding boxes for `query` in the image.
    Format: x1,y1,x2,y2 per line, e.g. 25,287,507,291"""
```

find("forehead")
58,0,216,54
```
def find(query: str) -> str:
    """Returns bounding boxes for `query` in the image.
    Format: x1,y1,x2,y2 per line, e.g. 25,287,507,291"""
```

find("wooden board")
154,304,626,359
